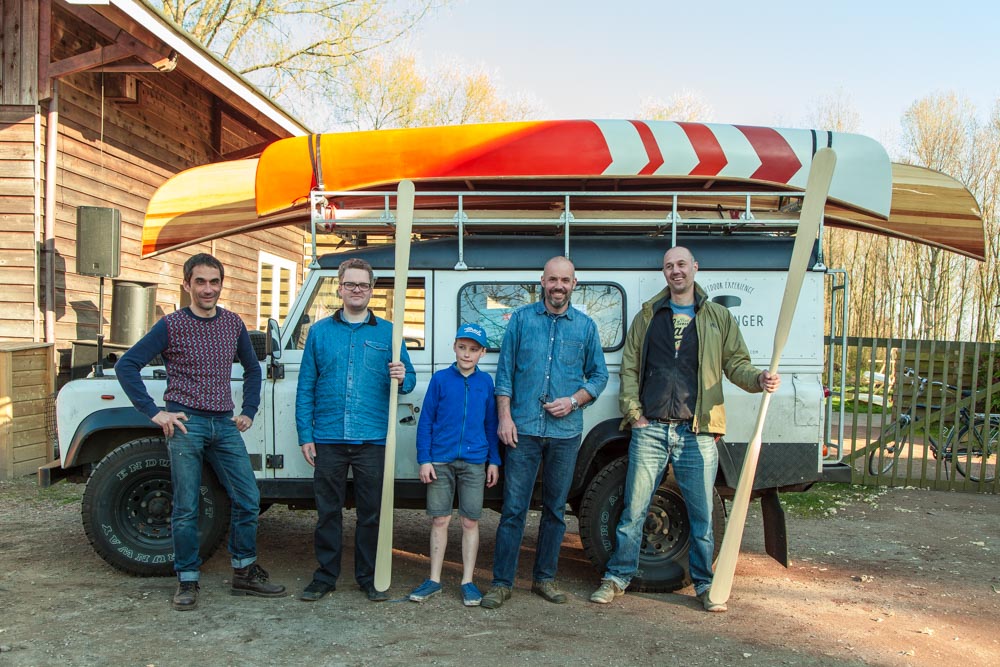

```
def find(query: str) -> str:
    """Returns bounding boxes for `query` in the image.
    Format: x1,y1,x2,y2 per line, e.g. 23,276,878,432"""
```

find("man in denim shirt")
296,258,416,603
481,256,608,609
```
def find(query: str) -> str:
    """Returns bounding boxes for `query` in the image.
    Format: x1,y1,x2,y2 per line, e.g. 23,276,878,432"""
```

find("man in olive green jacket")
591,246,780,612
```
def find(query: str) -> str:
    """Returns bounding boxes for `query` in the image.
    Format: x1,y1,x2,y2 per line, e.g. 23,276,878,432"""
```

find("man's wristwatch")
570,396,579,411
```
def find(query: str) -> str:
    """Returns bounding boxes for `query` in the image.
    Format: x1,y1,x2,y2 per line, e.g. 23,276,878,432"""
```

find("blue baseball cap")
455,323,488,347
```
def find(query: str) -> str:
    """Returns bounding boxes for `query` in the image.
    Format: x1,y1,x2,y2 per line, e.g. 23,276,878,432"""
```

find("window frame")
256,251,298,332
455,280,627,353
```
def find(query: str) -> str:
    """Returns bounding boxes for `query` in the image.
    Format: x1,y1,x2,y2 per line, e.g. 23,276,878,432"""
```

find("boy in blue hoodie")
408,323,501,606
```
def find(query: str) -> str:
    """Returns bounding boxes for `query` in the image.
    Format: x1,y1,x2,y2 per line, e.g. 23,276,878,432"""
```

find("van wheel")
578,457,725,593
81,437,230,577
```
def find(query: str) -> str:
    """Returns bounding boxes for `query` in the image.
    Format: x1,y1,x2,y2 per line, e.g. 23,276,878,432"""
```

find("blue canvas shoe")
408,579,443,602
461,582,482,607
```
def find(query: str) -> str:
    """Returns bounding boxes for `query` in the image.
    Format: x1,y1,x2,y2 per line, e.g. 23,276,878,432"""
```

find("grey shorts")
425,459,487,520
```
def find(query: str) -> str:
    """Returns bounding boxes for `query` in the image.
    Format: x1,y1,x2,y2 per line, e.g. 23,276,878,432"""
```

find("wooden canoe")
142,120,984,260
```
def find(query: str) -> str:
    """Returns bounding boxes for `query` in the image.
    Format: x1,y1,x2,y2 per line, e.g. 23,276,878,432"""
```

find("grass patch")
38,481,85,505
778,483,888,518
0,478,84,506
830,393,888,415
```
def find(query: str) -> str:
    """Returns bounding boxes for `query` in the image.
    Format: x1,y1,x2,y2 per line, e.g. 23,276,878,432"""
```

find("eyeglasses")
341,281,372,292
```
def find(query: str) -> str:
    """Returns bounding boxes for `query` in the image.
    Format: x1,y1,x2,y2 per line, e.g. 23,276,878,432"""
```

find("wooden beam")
87,64,165,73
38,0,51,99
59,2,174,70
216,98,282,143
47,42,137,79
220,142,273,161
211,97,224,158
59,1,123,43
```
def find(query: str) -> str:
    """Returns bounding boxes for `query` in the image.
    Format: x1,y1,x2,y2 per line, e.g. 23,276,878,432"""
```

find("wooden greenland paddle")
708,148,837,606
374,180,415,592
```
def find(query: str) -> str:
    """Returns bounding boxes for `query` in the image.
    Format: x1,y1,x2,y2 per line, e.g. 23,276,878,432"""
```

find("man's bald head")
664,246,696,265
662,246,698,303
543,256,575,276
541,255,577,314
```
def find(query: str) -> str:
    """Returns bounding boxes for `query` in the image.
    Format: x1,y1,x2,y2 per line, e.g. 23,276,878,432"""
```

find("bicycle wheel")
868,418,911,477
953,418,998,483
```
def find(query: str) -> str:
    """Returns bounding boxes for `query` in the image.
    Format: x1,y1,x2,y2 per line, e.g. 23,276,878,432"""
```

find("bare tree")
817,91,997,344
638,91,714,122
154,0,438,118
900,93,995,341
333,53,537,131
416,60,536,126
806,88,862,133
337,53,426,130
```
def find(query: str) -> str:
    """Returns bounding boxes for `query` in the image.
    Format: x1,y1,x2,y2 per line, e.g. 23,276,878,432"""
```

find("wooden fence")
826,336,998,493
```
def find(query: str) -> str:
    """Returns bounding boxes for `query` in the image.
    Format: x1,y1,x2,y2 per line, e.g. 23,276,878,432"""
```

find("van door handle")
399,416,414,424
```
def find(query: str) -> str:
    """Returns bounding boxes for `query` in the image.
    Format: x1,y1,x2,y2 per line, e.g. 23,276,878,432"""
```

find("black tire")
81,437,231,577
578,457,725,593
954,418,998,483
867,419,910,477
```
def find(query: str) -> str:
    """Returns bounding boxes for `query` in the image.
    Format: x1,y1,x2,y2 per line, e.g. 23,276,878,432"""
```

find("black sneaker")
231,563,287,597
300,579,336,602
362,584,389,602
172,581,200,611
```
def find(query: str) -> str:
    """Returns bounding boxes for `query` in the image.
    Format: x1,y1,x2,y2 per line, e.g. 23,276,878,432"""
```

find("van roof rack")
306,187,812,267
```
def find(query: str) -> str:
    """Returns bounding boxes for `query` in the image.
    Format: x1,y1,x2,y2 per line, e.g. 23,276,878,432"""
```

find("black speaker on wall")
76,206,121,278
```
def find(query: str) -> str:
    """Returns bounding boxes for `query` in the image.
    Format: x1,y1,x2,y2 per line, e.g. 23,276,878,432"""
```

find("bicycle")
867,368,999,483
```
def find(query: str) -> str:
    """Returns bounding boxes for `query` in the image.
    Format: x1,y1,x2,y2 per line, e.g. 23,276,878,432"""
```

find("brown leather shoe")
172,581,200,611
231,563,287,597
480,585,512,609
531,580,567,604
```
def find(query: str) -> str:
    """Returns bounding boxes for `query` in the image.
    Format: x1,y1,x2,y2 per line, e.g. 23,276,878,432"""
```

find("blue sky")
408,0,999,154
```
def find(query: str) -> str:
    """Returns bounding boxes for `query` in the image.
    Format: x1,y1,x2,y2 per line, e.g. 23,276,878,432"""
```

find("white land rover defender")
41,224,850,593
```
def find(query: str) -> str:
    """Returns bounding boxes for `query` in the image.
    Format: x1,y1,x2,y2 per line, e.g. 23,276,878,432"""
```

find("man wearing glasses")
481,256,609,609
296,258,416,603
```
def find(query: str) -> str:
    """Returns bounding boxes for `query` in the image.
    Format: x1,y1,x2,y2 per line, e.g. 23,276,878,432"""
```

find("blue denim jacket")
495,300,608,438
296,310,416,445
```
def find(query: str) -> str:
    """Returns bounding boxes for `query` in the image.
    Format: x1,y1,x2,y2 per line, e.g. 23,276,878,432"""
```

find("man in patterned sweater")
116,253,286,611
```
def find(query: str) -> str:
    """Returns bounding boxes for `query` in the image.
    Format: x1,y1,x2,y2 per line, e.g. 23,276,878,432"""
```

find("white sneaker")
698,590,728,613
589,579,625,604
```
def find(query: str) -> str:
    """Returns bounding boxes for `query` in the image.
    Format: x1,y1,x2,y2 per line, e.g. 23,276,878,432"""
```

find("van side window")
289,276,426,350
458,282,624,351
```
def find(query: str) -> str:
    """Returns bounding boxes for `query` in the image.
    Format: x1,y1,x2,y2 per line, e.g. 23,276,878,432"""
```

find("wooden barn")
0,0,310,387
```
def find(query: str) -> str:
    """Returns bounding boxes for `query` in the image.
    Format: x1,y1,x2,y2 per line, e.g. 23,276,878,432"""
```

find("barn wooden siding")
0,0,305,380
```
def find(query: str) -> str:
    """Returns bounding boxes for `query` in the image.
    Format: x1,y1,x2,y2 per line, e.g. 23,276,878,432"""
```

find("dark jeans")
312,443,384,587
168,413,260,582
491,434,581,588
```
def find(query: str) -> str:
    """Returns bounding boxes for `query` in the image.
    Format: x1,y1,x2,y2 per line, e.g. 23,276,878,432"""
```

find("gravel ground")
0,477,998,667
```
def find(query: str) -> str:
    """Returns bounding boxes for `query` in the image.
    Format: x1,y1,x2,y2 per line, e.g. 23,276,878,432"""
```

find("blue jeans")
492,434,581,588
168,412,261,582
604,422,718,594
311,444,384,587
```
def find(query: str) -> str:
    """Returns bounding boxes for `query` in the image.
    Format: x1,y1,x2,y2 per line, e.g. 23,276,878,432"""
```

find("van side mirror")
267,318,282,360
